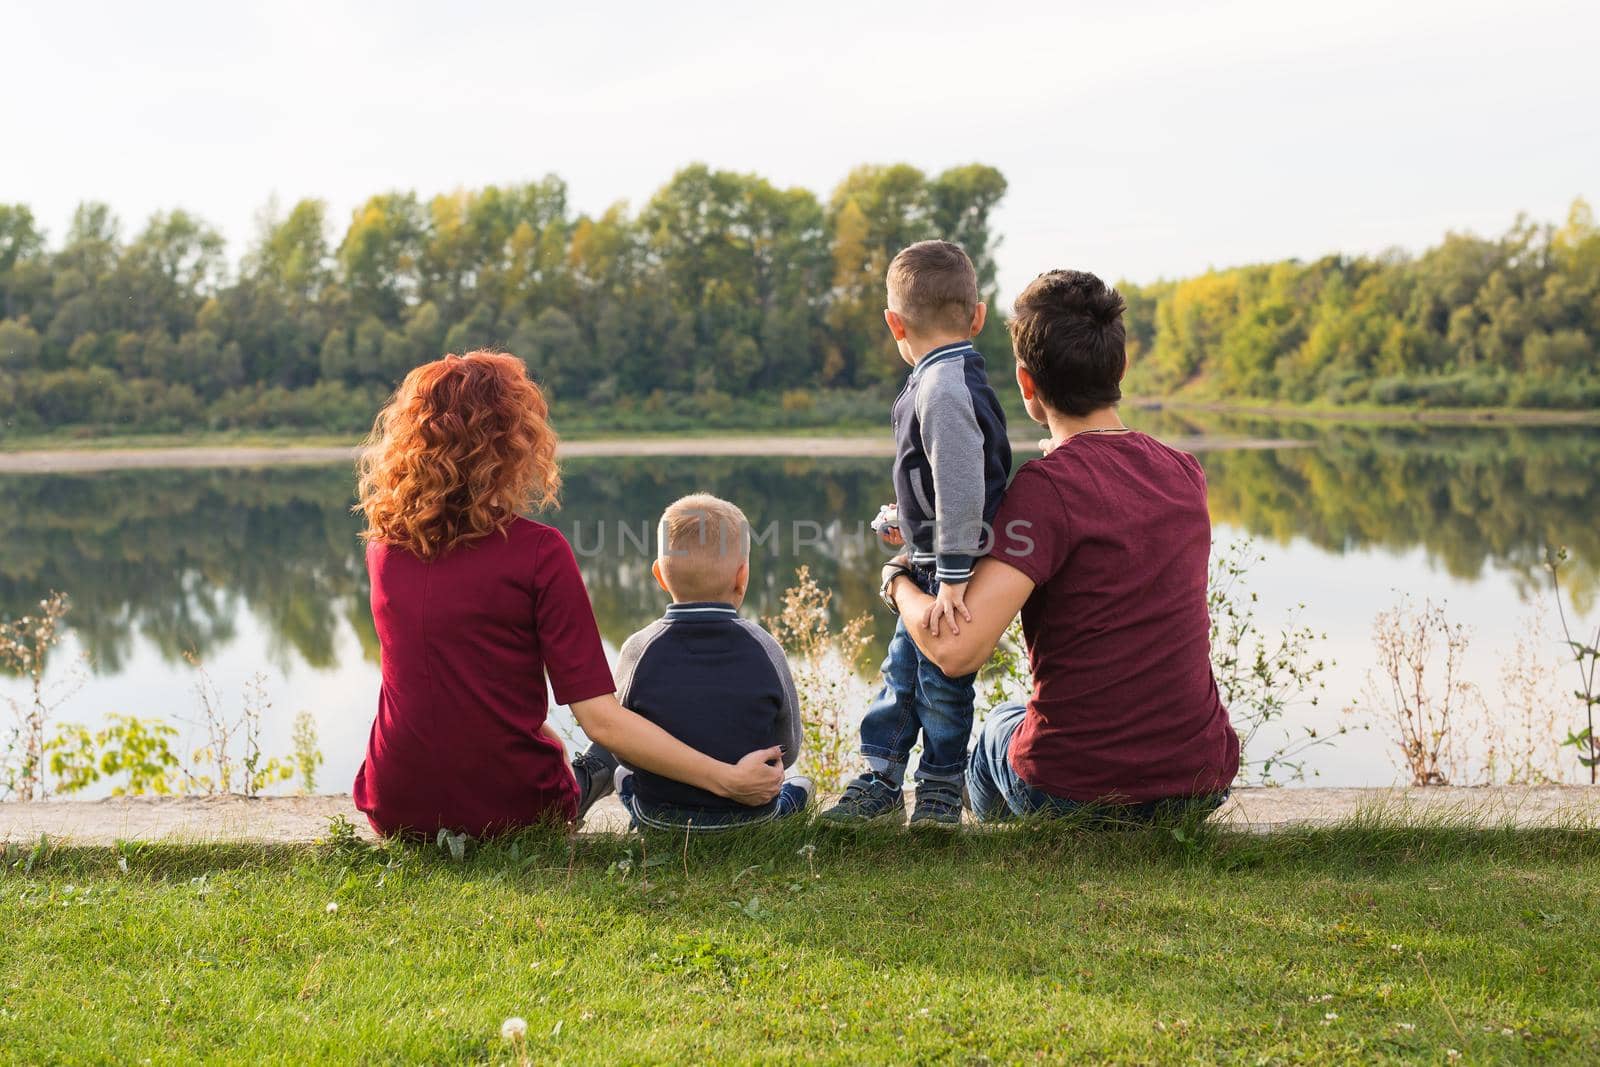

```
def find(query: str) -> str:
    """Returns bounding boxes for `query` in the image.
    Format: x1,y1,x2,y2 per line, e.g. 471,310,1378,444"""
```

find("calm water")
3,415,1597,792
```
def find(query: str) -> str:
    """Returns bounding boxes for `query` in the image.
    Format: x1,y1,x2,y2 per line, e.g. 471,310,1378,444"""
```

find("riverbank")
0,430,1307,474
1130,397,1600,426
5,785,1597,845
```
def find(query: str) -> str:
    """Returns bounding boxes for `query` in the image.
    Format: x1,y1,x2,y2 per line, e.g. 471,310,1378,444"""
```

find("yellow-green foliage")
1124,199,1600,408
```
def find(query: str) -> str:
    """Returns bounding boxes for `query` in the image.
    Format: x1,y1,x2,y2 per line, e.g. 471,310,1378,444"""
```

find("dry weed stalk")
1360,597,1482,786
765,567,871,794
0,593,80,801
1482,611,1569,784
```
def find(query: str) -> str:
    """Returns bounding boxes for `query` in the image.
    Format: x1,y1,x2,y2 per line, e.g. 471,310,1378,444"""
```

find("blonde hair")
657,493,750,602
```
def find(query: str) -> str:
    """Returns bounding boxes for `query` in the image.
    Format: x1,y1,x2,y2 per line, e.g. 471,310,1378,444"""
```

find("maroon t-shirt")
353,517,616,837
988,432,1240,803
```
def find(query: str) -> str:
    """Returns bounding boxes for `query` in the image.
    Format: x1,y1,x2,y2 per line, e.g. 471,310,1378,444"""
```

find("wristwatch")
880,560,914,615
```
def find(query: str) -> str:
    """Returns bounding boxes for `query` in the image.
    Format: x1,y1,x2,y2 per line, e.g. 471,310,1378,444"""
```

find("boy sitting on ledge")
571,493,811,830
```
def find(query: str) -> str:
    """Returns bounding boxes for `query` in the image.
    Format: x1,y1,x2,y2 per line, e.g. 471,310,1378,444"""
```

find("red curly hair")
357,351,561,560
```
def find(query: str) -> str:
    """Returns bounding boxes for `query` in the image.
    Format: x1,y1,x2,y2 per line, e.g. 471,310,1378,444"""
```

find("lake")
3,413,1597,794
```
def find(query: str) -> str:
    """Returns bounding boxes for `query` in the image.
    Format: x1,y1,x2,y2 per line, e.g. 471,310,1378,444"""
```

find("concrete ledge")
3,786,1597,847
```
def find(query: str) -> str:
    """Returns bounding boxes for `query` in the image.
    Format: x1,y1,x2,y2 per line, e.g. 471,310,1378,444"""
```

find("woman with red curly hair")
351,351,783,837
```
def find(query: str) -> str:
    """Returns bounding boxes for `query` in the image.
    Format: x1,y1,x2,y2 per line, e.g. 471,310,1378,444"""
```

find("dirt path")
0,433,1304,475
4,786,1596,846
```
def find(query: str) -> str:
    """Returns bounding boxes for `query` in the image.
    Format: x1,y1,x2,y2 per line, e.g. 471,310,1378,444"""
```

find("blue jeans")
859,571,977,788
617,771,812,833
966,702,1230,824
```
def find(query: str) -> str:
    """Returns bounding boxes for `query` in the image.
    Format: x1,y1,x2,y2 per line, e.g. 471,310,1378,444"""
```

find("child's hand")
923,580,972,636
872,503,903,546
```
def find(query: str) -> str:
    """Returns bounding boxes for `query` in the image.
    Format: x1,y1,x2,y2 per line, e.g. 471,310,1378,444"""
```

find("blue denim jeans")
859,571,977,788
966,702,1230,824
617,770,812,833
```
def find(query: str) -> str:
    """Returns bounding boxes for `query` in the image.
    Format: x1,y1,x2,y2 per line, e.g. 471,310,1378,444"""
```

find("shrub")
780,389,816,414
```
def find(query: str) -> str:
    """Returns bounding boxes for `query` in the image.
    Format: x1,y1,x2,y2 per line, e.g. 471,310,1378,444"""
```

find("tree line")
0,164,1009,435
1122,200,1600,410
1,175,1595,436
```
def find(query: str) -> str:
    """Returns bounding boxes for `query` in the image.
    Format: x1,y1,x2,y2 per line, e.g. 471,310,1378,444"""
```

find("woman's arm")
569,693,784,806
891,556,1037,677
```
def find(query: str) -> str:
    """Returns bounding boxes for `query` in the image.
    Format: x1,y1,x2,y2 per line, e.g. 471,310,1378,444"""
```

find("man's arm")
890,556,1036,677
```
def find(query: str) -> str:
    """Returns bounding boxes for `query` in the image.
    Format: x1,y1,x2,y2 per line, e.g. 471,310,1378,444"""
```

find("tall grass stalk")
1547,547,1600,783
0,593,77,801
765,567,871,794
1359,596,1482,786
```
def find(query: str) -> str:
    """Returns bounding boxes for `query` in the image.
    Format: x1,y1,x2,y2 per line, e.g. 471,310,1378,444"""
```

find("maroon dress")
353,517,615,837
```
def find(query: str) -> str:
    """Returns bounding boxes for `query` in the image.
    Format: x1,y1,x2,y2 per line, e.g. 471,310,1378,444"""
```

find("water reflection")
0,468,370,673
0,422,1595,678
1151,416,1600,607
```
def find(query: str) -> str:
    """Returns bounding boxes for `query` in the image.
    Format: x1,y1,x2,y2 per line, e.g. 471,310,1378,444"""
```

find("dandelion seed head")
501,1016,528,1041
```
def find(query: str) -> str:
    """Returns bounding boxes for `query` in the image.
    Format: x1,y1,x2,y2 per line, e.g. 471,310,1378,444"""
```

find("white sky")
4,0,1597,300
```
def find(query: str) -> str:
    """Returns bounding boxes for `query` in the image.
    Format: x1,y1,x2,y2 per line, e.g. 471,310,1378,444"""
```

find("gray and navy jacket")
893,341,1012,583
614,602,801,814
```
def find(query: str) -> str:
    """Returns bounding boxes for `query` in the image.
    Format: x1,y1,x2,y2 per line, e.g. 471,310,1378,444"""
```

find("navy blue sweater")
892,342,1012,582
615,602,801,813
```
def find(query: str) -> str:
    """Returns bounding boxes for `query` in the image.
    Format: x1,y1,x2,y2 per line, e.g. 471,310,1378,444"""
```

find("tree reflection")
0,427,1594,675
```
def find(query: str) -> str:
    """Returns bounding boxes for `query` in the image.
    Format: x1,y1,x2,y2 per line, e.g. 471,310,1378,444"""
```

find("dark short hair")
887,240,979,335
1008,270,1127,416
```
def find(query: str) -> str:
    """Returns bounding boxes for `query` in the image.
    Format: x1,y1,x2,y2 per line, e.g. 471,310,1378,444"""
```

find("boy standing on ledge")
822,240,1012,827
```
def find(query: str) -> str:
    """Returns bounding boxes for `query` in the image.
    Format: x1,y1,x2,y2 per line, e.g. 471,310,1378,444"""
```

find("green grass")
3,818,1597,1064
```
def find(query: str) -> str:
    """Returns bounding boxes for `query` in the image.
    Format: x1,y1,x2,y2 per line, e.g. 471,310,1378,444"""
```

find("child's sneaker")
819,772,905,825
909,782,963,828
572,744,620,821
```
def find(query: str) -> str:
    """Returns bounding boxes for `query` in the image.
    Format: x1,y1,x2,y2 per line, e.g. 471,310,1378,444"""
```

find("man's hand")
881,525,905,547
923,580,972,636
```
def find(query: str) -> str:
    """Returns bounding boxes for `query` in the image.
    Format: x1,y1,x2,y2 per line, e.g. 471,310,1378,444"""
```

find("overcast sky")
4,0,1596,300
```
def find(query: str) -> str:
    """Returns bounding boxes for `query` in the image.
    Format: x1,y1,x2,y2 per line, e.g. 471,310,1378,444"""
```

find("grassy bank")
0,424,889,454
6,396,1599,455
1128,397,1600,427
3,819,1598,1063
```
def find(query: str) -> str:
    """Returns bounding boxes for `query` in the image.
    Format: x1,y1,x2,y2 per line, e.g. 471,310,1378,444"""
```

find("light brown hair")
356,351,560,560
657,493,750,602
887,239,980,336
